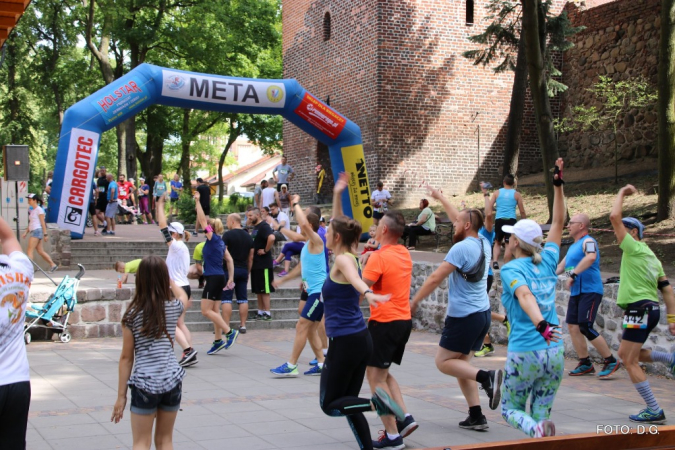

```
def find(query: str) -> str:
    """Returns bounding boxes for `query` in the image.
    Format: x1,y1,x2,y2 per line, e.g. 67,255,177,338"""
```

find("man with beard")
247,207,275,320
411,185,502,431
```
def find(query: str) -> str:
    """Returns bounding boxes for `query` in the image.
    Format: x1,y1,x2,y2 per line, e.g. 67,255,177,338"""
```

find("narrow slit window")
466,0,474,25
323,12,331,41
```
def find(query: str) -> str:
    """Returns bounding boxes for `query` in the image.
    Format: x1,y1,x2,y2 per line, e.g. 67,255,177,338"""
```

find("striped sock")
650,351,675,366
634,380,660,412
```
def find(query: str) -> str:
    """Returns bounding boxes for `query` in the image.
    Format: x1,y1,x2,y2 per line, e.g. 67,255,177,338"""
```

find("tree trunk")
116,123,127,177
6,39,19,143
218,118,240,202
657,0,675,221
125,118,137,179
139,108,165,192
502,37,528,178
180,109,192,190
521,0,559,220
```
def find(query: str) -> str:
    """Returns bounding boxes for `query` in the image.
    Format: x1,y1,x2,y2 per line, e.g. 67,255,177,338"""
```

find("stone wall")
47,226,72,269
559,0,660,169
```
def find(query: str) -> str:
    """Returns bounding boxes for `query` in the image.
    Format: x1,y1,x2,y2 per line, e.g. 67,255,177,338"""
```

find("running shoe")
372,387,406,421
475,344,495,357
239,326,247,334
492,261,499,270
504,318,511,336
304,365,322,376
49,265,59,273
224,329,239,349
479,369,503,410
273,260,280,267
569,361,595,376
533,419,556,437
255,313,264,320
309,358,318,366
629,408,666,424
262,314,272,321
270,362,299,377
396,415,419,438
459,414,488,431
278,270,288,277
598,360,621,379
372,431,404,450
207,339,227,355
179,349,198,367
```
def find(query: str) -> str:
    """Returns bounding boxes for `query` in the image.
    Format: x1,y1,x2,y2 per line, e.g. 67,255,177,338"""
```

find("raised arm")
546,158,566,247
332,172,349,219
193,192,211,240
482,183,494,233
0,216,22,255
292,194,323,252
609,185,637,245
425,184,460,222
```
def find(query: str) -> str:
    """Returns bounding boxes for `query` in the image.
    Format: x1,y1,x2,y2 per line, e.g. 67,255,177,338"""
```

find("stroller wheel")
59,332,72,343
24,332,31,344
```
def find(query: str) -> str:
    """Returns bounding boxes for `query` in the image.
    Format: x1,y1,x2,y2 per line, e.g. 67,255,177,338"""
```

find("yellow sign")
341,144,373,230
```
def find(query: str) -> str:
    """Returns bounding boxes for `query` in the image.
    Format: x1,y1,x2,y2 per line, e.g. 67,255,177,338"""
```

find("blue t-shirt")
202,234,225,276
107,181,118,201
444,235,491,318
478,227,495,276
500,242,562,352
170,180,183,199
495,188,517,220
564,236,603,296
138,184,149,197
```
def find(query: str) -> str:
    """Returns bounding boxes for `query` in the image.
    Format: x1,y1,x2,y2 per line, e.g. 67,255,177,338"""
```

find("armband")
583,240,597,253
552,164,564,186
658,279,670,290
668,314,675,324
205,225,214,233
160,227,172,243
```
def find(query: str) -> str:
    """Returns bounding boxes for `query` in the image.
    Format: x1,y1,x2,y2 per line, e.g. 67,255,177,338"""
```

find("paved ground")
26,328,674,450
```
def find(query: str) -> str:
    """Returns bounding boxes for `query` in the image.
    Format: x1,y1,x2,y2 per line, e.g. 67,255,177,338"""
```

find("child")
361,225,379,255
23,193,58,272
114,259,141,284
111,255,188,449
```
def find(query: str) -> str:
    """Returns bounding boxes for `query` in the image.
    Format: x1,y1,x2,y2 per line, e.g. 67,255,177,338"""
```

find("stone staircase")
70,241,201,270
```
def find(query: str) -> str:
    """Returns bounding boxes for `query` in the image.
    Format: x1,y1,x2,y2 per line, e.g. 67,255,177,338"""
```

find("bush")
176,194,196,224
176,193,253,224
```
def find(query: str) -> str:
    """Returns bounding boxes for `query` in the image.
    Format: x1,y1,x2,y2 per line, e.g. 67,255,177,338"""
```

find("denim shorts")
130,382,182,415
30,228,44,239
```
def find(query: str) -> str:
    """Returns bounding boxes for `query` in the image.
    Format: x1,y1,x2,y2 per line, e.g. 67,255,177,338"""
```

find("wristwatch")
570,272,578,280
364,289,374,295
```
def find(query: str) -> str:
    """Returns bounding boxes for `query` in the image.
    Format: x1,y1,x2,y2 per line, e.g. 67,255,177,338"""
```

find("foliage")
176,193,196,225
176,191,252,224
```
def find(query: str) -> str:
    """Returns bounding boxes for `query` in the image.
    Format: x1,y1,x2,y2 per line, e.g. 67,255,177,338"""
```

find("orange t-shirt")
362,244,413,322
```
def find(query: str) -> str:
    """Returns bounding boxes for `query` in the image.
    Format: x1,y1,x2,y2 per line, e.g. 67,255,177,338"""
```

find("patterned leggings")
501,346,564,437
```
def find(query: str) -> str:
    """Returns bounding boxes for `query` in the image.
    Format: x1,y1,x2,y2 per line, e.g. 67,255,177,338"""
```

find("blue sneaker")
304,365,322,376
207,340,227,355
569,362,595,376
629,408,666,424
309,358,318,366
372,430,404,450
270,362,299,377
224,329,239,349
598,360,621,379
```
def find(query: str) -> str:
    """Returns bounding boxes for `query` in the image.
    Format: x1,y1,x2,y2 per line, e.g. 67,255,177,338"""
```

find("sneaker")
102,220,107,228
270,362,299,377
372,387,406,421
475,344,495,358
598,360,621,379
179,349,198,367
372,431,404,450
255,313,264,321
309,358,318,366
239,326,247,334
224,329,239,349
101,230,109,235
273,260,280,267
533,419,556,437
49,265,59,273
459,414,488,431
278,270,288,277
109,231,115,235
262,314,272,321
94,231,100,236
492,261,499,270
304,365,322,376
569,361,595,376
479,369,503,410
629,408,666,424
396,415,419,438
504,319,511,336
207,339,227,355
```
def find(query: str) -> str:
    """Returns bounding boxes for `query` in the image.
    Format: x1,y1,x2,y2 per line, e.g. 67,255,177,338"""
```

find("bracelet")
668,314,675,324
292,202,300,208
363,289,374,296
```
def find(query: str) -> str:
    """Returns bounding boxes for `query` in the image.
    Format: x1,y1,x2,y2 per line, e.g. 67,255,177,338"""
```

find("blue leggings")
281,241,304,261
501,346,564,437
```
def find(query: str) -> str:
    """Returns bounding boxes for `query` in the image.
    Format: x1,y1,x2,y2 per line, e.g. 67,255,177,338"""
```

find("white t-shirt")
166,240,190,287
261,187,277,209
274,211,291,230
0,251,34,386
371,189,392,213
29,206,45,231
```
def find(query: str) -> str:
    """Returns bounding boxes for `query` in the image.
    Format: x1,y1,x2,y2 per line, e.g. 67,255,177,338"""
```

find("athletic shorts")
221,267,249,303
495,218,517,242
367,319,413,368
202,274,225,300
439,309,490,355
171,197,178,203
0,381,30,450
89,202,96,217
30,229,44,239
300,292,324,322
566,292,602,325
621,300,660,344
105,202,118,218
373,211,385,220
180,285,191,300
130,382,182,415
96,199,107,213
251,268,275,294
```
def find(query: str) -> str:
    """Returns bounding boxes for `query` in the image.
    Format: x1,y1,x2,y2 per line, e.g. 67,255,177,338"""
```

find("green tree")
657,0,675,221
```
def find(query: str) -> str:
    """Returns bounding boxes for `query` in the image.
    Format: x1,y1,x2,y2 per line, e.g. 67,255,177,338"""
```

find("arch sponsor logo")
267,85,284,103
166,75,186,91
341,145,373,227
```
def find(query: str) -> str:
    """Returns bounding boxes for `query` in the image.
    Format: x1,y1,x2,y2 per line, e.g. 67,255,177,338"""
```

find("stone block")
116,288,132,300
85,324,100,338
68,310,80,324
81,304,106,322
86,289,102,301
99,324,116,337
606,319,617,331
115,324,123,337
77,290,87,302
69,325,86,340
109,303,122,323
101,288,116,300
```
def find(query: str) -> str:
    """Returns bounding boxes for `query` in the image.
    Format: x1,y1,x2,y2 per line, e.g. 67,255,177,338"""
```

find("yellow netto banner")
341,144,373,230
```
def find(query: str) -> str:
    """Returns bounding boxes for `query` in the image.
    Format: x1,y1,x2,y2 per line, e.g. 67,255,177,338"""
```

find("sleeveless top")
322,253,367,338
279,191,291,209
300,240,327,295
495,188,517,219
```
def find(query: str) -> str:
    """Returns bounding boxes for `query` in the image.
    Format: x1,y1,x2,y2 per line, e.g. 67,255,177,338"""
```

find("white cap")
168,222,185,235
502,219,542,248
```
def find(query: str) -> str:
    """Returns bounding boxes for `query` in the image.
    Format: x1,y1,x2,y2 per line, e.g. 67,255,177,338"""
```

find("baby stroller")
117,201,144,224
24,264,85,344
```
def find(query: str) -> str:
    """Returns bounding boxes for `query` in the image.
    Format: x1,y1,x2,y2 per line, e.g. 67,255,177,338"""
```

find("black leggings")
0,381,31,450
320,329,374,450
403,225,432,247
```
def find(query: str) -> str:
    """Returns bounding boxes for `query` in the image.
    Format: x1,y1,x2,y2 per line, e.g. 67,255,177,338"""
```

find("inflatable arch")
47,63,373,239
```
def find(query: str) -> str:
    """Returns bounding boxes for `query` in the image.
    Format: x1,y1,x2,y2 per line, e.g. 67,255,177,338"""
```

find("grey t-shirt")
274,164,294,183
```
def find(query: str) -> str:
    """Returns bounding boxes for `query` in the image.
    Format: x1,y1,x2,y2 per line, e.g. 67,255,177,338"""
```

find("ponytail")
183,230,191,242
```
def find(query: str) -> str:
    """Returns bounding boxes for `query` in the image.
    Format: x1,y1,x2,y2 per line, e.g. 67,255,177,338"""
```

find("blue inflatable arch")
47,63,373,239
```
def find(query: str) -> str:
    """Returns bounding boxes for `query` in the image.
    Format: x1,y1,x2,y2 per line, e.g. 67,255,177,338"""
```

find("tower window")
323,12,331,41
466,0,474,25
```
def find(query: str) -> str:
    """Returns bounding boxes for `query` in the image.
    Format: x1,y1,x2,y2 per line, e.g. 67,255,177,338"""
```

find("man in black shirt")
95,167,110,230
247,207,275,320
222,214,254,333
195,178,211,235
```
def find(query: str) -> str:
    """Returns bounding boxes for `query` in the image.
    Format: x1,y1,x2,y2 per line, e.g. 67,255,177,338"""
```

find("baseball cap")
26,193,37,200
281,184,287,189
622,217,644,239
167,222,185,235
196,178,204,183
502,219,543,248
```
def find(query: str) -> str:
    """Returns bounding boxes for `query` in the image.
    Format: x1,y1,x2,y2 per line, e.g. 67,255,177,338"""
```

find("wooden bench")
416,217,453,252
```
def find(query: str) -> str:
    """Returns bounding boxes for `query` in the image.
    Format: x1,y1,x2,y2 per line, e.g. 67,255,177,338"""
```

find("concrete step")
186,307,370,323
185,319,301,331
190,289,303,299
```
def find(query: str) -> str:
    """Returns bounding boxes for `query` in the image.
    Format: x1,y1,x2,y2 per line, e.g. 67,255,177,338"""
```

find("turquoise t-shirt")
444,235,491,318
500,242,561,353
495,188,517,219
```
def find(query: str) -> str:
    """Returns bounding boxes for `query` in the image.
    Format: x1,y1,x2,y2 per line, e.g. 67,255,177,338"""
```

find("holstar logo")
166,75,186,91
267,85,284,103
96,81,142,113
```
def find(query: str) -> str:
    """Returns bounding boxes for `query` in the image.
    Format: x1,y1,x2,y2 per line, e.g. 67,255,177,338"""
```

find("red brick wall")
283,0,568,206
